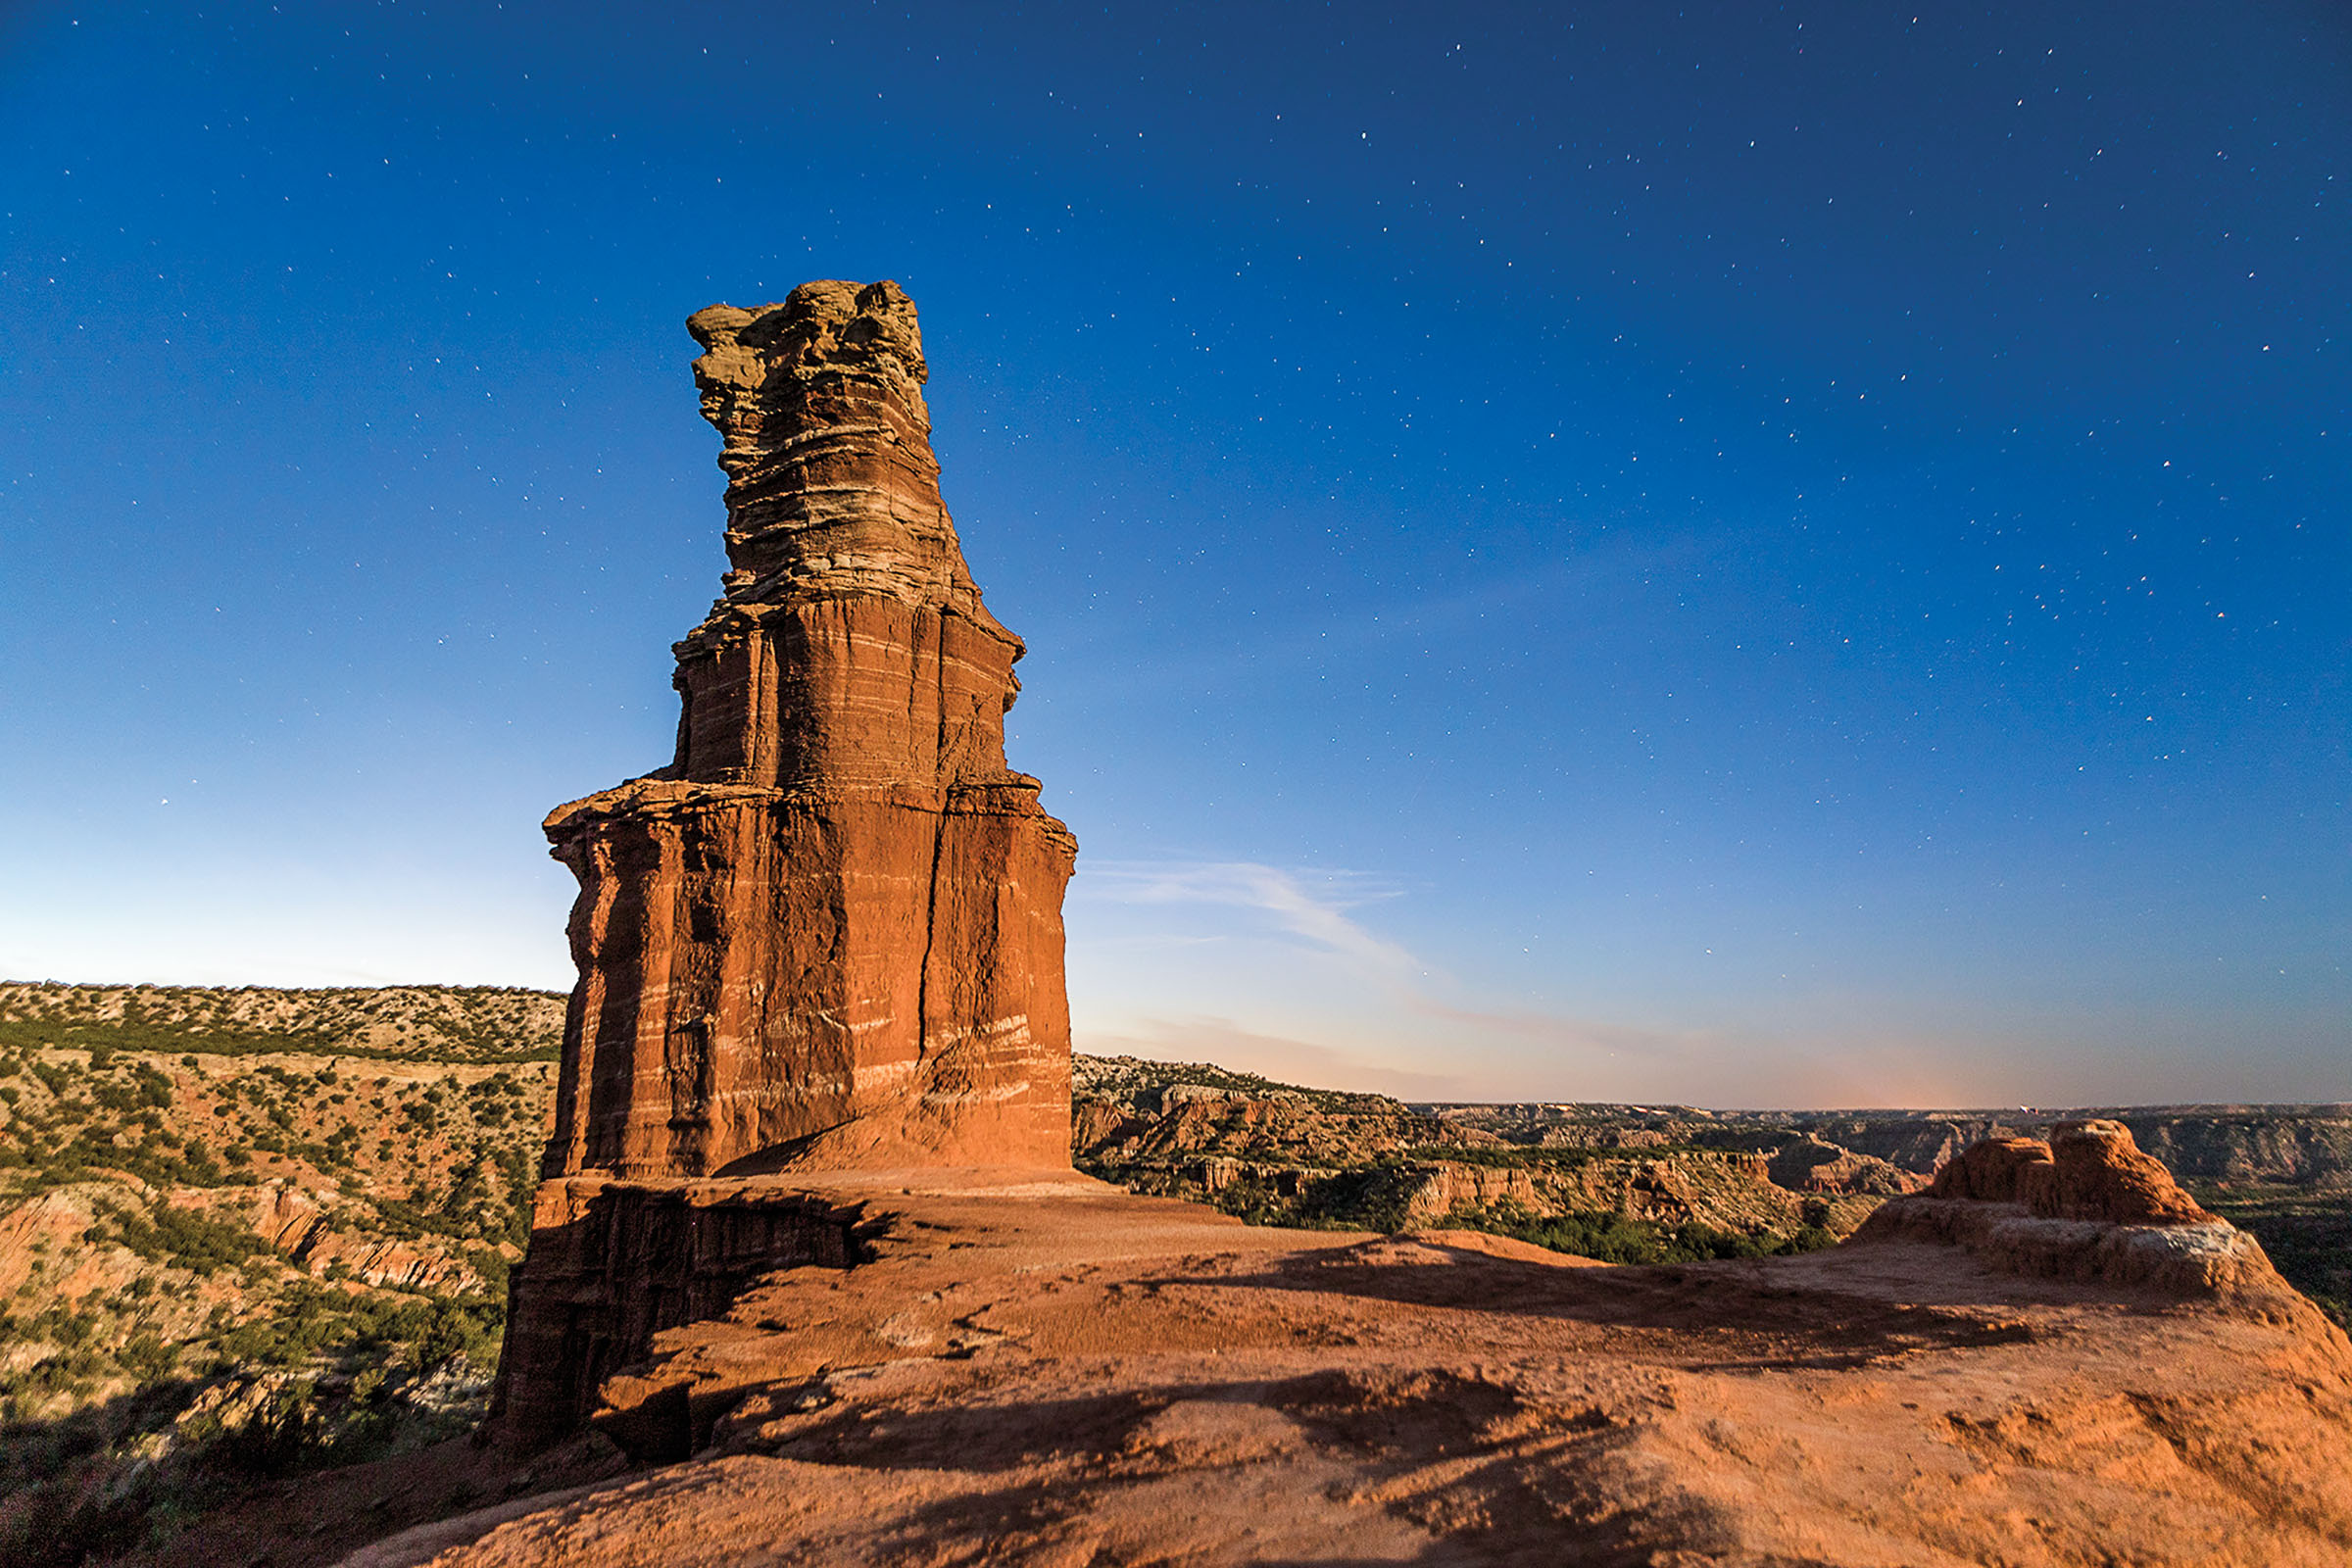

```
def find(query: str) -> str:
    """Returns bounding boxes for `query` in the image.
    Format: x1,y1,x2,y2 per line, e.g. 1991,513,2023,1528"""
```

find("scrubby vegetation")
1071,1053,1405,1116
0,982,564,1065
0,984,564,1566
1461,1201,1838,1264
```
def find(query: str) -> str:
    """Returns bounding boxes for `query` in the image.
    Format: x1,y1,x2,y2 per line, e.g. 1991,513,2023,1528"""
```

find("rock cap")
680,280,1003,633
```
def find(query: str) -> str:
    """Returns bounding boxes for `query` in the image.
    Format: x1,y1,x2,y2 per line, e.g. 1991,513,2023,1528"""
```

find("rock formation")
1859,1120,2258,1294
494,283,1076,1443
539,279,1078,1179
430,288,2352,1562
1924,1118,2215,1223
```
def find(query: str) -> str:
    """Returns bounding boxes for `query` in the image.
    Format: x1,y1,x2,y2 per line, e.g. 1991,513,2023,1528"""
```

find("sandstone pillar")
539,279,1078,1178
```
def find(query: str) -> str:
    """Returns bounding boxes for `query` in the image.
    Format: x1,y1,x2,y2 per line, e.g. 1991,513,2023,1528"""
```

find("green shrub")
120,1331,174,1379
1460,1202,1837,1265
133,1064,174,1107
98,1203,268,1275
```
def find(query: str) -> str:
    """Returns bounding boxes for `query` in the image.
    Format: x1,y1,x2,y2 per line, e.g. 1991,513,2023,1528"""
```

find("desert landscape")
4,278,2347,1567
3,981,2349,1566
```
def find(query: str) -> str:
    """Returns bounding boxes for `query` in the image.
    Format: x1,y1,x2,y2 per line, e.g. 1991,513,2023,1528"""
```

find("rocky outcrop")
1926,1118,2214,1225
539,280,1078,1180
1766,1134,1927,1197
1924,1133,2057,1204
1860,1121,2274,1298
491,1177,871,1445
406,1175,2352,1568
239,1184,486,1293
1399,1161,1545,1223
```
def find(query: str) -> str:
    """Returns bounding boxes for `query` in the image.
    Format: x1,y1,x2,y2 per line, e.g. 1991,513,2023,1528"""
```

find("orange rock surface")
438,291,2352,1565
496,280,1077,1445
2034,1117,2216,1224
1928,1133,2057,1202
538,280,1078,1183
360,1157,2352,1568
1926,1117,2215,1225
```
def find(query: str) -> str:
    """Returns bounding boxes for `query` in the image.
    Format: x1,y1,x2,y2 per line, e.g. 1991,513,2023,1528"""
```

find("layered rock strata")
540,280,1078,1180
497,282,1077,1443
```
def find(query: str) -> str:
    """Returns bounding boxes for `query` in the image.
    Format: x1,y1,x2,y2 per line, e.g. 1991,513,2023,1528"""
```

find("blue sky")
2,2,2344,1105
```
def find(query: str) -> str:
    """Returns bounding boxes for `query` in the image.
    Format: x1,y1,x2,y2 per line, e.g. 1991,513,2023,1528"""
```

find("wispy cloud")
1400,997,1688,1062
1078,860,1426,981
1074,858,1705,1092
1070,859,2194,1107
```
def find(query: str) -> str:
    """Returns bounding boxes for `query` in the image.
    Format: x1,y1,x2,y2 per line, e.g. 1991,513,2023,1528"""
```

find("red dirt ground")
256,1169,2352,1568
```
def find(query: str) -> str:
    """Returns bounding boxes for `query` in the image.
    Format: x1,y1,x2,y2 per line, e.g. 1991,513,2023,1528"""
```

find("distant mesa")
538,279,1078,1181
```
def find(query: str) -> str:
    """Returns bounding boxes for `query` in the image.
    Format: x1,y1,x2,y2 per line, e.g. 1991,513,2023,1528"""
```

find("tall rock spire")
539,280,1078,1177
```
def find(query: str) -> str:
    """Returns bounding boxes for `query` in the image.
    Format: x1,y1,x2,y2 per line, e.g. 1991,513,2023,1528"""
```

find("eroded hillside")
0,983,564,1563
1075,1056,2352,1313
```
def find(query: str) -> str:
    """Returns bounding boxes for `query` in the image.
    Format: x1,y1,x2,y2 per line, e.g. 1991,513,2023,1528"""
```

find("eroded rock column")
539,280,1078,1178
